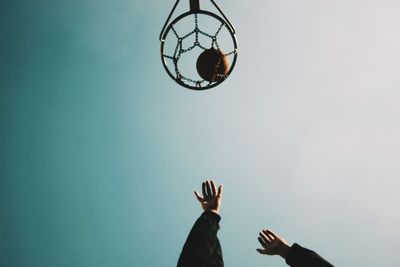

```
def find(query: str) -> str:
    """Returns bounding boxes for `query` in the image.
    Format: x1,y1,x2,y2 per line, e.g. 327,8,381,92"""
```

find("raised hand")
257,229,290,258
194,180,223,214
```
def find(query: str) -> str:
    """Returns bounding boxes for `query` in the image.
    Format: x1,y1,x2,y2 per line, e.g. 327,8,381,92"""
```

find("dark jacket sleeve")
177,211,224,267
285,243,334,267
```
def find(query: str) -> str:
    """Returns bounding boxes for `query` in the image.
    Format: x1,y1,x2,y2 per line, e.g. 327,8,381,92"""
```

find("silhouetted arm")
257,229,334,267
177,180,224,267
177,211,223,267
285,243,334,267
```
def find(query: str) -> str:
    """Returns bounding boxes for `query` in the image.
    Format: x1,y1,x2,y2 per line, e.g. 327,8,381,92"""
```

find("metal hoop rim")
160,10,238,91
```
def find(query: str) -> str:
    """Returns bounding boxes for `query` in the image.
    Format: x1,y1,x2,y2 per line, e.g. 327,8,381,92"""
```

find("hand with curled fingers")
257,229,291,259
194,180,223,214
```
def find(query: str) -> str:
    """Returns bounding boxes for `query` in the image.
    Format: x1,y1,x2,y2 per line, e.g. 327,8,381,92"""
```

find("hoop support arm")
190,0,200,11
160,0,236,40
159,0,181,41
209,0,236,34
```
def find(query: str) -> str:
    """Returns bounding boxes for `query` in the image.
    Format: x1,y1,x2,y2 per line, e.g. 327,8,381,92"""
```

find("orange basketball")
196,48,230,82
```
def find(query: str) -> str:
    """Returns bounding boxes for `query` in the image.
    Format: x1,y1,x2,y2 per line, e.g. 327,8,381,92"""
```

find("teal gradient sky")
1,0,400,266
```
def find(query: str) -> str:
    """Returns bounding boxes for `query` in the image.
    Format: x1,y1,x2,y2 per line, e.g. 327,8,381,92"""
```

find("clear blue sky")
1,0,400,266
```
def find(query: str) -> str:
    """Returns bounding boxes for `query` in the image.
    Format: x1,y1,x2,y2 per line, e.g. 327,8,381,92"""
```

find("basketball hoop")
160,0,238,90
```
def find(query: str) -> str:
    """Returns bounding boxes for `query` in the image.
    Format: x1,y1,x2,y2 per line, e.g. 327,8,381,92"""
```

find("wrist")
210,208,219,214
203,208,219,214
279,243,290,259
202,210,221,222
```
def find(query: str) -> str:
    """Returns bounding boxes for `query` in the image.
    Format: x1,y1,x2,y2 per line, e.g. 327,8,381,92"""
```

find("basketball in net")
196,48,229,82
159,0,238,90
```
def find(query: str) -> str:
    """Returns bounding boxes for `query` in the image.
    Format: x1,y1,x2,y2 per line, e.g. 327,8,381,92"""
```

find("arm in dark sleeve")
285,243,334,267
177,211,224,267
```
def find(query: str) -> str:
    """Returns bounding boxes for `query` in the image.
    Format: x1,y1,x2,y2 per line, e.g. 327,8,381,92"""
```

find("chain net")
163,14,237,88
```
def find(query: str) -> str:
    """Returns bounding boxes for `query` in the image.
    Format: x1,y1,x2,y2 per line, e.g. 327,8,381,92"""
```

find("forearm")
285,243,334,267
177,211,223,267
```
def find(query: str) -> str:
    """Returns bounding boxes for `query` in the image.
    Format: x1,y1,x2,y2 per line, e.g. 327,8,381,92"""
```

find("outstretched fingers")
210,180,217,196
258,236,267,247
194,191,203,202
257,233,269,254
195,180,223,213
200,180,222,199
202,182,207,198
259,231,272,246
217,184,223,198
263,229,277,240
205,180,212,198
256,248,267,254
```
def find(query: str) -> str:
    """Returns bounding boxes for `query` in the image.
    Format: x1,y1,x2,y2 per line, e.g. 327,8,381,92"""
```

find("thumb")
217,184,223,197
194,191,202,202
256,249,266,254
